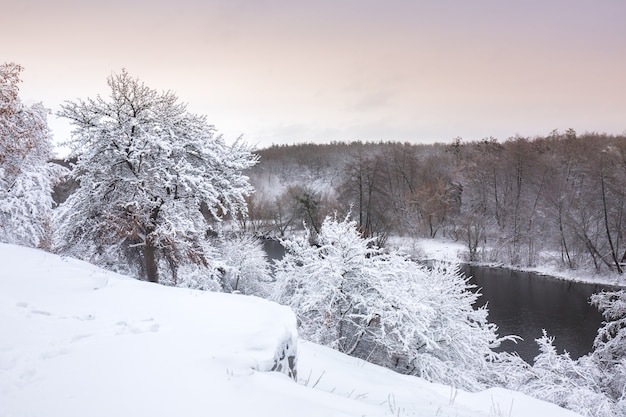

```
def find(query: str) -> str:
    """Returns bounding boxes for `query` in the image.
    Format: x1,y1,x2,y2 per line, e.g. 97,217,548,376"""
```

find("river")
463,265,614,363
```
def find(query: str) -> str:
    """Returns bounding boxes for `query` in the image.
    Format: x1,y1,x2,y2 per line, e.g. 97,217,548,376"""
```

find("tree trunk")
144,241,159,283
600,166,623,274
558,210,573,269
144,203,162,283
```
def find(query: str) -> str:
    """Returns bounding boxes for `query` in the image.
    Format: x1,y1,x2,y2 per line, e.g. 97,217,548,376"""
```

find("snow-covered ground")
0,243,581,417
391,237,626,288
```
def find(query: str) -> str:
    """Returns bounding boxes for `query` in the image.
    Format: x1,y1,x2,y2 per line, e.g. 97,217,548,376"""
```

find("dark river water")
262,239,614,364
462,265,615,363
262,238,286,265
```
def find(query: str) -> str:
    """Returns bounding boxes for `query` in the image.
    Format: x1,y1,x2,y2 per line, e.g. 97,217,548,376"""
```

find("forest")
246,133,626,275
2,62,626,417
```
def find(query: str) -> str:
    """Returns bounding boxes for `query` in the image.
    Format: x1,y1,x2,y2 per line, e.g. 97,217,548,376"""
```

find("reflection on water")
463,265,612,363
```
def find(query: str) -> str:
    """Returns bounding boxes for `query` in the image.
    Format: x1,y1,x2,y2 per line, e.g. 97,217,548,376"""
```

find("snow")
299,341,584,417
0,243,581,417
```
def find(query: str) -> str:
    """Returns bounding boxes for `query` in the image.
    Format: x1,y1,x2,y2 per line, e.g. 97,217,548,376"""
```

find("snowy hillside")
0,244,581,417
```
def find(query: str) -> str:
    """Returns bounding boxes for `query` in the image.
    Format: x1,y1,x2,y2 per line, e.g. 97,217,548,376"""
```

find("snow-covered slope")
0,243,581,417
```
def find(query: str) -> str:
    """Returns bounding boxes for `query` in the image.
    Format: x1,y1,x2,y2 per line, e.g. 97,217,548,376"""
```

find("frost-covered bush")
504,292,626,417
590,291,626,407
217,234,273,296
0,63,65,248
154,234,273,295
273,216,506,390
384,261,505,389
162,262,223,292
517,331,615,417
590,291,626,368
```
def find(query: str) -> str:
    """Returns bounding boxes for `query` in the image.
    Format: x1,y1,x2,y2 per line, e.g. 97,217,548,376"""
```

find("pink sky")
3,0,626,151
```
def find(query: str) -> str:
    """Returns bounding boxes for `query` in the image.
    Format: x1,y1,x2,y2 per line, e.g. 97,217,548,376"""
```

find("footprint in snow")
73,314,96,321
20,368,37,381
0,354,17,371
70,334,92,343
115,319,160,335
41,348,71,360
30,309,52,316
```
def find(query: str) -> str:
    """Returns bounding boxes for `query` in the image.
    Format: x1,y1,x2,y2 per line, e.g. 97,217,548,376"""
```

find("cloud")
349,88,397,113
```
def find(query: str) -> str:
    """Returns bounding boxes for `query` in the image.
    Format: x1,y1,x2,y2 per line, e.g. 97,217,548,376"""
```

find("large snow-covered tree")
273,216,506,390
0,62,64,248
55,70,258,283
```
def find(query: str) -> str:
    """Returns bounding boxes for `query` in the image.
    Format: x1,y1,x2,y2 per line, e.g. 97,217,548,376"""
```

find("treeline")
245,132,626,274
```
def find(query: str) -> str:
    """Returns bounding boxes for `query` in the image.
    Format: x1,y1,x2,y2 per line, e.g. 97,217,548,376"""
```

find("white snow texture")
0,243,581,417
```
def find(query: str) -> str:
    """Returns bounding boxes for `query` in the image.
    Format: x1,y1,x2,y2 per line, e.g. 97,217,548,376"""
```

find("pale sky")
3,0,626,152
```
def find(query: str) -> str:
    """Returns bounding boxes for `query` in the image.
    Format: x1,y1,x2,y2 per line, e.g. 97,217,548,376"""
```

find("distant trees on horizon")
246,132,626,274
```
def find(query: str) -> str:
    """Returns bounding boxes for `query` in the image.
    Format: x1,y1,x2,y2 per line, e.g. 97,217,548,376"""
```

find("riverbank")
388,237,626,289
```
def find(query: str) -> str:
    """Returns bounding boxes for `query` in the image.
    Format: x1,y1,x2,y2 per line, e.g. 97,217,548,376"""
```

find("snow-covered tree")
0,62,64,248
273,216,506,390
55,70,258,283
